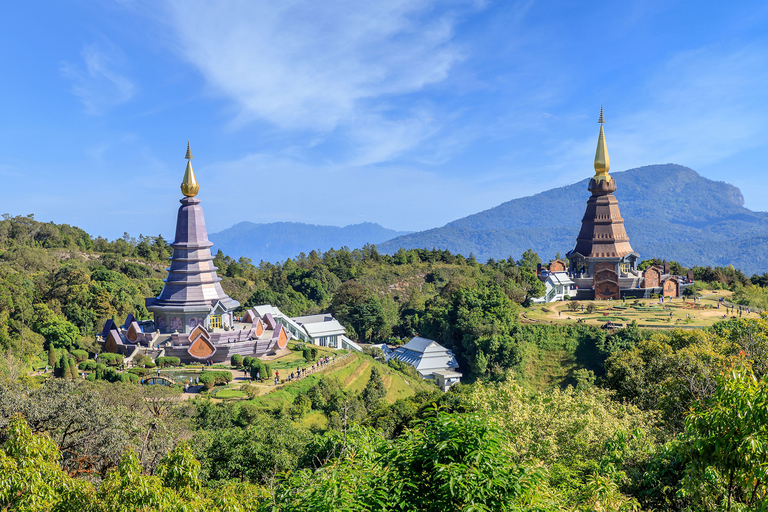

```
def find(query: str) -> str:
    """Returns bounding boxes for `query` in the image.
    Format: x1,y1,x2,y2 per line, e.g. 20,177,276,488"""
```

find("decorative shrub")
70,349,88,362
231,354,243,367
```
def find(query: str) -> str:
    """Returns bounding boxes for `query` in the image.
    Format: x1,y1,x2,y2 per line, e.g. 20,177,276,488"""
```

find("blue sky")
2,0,768,240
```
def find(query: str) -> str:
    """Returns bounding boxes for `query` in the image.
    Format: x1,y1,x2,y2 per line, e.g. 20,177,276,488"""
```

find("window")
620,263,630,274
208,315,222,329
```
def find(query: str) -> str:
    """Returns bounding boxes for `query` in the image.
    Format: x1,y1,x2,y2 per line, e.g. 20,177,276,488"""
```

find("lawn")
523,290,752,329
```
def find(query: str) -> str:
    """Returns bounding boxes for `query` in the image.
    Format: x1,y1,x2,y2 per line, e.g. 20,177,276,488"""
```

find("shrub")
167,357,180,366
310,347,318,360
70,349,88,362
96,363,107,371
84,360,97,371
85,372,96,381
127,368,148,377
78,361,88,370
243,356,254,368
263,363,272,379
97,353,122,367
250,359,263,380
303,348,312,362
198,372,216,390
231,354,243,367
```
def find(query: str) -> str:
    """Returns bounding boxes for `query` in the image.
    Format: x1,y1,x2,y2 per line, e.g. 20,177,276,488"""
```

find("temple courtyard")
523,289,759,328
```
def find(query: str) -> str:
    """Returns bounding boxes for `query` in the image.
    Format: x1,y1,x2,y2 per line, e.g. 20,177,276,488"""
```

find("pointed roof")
181,142,199,197
594,106,610,180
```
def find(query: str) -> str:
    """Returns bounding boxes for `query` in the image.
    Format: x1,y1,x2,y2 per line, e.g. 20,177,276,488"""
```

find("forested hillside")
5,213,768,510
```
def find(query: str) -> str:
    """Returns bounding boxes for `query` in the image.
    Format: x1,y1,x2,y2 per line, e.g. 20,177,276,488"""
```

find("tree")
517,249,542,270
360,366,387,412
47,344,56,368
230,354,243,368
681,364,768,511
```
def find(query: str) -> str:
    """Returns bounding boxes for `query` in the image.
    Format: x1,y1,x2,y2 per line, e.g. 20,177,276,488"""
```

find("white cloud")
61,43,136,114
157,0,481,163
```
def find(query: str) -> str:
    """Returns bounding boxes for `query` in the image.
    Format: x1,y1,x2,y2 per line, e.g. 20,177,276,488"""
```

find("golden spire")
181,141,199,197
593,105,610,181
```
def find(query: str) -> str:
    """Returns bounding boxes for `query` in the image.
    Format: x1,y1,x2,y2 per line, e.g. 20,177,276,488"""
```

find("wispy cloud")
61,43,136,114
156,0,483,164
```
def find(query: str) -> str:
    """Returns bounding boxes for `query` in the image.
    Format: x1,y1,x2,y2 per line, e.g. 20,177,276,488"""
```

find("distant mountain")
209,222,410,262
377,164,768,275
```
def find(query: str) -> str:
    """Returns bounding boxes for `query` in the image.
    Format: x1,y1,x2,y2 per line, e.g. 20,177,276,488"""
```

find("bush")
70,349,88,362
243,356,254,368
231,354,243,367
127,368,148,377
310,347,318,360
85,372,96,382
263,363,272,379
199,370,233,390
97,353,122,367
95,363,107,371
250,359,263,380
84,360,97,371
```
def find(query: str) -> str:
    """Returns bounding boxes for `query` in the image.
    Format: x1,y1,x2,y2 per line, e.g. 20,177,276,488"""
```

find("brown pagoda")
566,107,639,299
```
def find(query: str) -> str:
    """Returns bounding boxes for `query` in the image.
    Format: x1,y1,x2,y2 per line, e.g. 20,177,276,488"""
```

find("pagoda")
96,144,291,363
566,107,640,299
145,142,240,333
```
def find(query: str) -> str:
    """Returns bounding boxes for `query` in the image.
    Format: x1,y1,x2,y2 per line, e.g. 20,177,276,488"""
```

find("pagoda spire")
593,105,610,181
181,141,199,197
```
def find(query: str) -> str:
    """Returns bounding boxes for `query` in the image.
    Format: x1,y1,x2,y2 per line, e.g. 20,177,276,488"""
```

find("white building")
534,272,576,303
250,305,362,351
389,336,461,389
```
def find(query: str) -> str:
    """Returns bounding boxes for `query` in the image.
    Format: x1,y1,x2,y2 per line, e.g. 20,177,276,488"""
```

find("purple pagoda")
96,143,290,363
145,142,240,334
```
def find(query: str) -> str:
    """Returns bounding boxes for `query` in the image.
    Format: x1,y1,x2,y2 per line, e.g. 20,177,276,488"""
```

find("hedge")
70,350,89,362
97,353,122,366
197,370,232,390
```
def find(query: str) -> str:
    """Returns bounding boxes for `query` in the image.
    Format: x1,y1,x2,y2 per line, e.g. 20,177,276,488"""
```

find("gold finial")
598,104,605,124
185,140,193,160
593,107,610,180
181,141,199,197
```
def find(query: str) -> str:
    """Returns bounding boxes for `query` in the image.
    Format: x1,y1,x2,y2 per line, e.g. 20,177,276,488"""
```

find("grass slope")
247,351,434,412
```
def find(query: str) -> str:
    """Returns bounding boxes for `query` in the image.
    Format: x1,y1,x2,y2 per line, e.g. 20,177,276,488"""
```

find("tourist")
185,383,188,393
256,371,260,382
196,377,199,386
274,376,278,385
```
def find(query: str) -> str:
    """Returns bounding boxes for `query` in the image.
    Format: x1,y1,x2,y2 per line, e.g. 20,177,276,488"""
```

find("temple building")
96,144,290,363
145,142,241,334
536,108,691,300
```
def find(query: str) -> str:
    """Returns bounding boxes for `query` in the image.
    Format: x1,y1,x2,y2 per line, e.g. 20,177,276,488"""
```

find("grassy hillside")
240,351,435,428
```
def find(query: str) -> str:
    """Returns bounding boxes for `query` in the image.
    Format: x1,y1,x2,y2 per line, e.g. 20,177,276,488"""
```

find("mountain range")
210,164,768,275
208,222,410,263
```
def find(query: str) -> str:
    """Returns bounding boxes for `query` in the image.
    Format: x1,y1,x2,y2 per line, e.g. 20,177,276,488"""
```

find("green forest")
2,213,768,510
